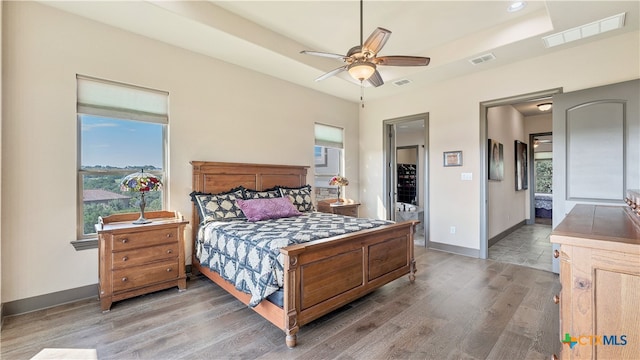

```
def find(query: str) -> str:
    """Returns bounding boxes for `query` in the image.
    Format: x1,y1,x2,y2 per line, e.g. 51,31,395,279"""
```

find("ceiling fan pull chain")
361,83,365,108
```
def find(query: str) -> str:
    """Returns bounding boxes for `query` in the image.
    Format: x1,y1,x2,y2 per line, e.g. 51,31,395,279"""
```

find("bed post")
283,253,299,348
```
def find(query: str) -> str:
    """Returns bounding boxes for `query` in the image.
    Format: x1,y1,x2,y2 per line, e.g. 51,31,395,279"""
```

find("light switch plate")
461,172,473,181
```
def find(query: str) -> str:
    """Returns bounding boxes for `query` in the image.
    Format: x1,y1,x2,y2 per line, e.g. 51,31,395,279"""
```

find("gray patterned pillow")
244,188,281,199
279,185,315,212
194,189,245,223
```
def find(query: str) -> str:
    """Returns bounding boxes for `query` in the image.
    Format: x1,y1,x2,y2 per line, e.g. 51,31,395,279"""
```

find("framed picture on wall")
515,140,528,191
443,151,463,167
488,139,504,181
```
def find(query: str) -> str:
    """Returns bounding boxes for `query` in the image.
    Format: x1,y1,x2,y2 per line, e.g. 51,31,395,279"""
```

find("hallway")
488,224,553,272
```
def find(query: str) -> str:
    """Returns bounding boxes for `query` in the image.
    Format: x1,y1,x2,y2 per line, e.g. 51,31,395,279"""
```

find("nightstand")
317,199,360,217
96,210,188,311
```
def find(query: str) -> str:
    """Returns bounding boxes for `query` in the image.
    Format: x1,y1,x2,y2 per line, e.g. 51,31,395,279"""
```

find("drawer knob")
121,239,128,244
166,249,173,254
553,249,559,258
166,233,173,238
121,277,128,282
553,294,560,304
122,256,128,262
166,268,172,272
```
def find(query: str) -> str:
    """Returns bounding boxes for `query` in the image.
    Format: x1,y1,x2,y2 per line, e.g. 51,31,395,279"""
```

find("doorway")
383,113,429,247
479,88,561,263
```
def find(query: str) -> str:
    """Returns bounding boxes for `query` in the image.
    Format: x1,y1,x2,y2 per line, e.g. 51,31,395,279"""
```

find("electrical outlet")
450,226,456,234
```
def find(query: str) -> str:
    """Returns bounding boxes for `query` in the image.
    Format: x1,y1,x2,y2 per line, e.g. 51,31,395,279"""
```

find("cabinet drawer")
112,243,178,269
112,228,178,251
112,259,179,292
335,207,358,217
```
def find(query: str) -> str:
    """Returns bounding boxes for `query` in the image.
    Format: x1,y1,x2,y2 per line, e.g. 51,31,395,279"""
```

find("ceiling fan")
300,0,430,87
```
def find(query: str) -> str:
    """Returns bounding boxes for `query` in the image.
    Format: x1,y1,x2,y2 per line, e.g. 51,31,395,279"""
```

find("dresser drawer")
112,227,178,251
112,243,178,269
112,259,179,292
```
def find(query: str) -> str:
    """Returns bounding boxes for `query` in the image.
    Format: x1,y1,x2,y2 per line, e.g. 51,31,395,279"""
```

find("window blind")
314,123,344,149
77,75,168,124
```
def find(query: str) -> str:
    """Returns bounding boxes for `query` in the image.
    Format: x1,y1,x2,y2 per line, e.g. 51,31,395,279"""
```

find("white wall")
1,2,358,303
359,30,640,252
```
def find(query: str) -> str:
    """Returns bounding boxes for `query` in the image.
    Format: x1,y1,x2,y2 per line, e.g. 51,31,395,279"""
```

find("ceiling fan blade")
300,50,348,61
315,66,348,82
367,70,384,87
374,56,431,66
363,27,391,55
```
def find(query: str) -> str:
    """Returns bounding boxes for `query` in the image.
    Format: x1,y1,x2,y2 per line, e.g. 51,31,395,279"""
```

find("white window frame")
314,123,345,201
75,75,168,244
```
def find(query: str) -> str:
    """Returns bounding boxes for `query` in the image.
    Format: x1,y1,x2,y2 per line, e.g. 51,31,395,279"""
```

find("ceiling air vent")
469,53,496,65
393,79,412,87
542,12,626,48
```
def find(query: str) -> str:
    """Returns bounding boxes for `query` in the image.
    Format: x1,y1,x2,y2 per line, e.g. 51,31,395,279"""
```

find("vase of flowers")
329,175,349,205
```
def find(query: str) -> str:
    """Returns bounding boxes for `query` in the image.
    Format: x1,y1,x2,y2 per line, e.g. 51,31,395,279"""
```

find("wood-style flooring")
1,247,561,359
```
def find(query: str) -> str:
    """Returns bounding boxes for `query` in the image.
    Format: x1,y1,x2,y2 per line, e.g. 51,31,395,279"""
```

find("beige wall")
359,30,639,251
0,0,4,323
1,2,358,302
487,105,527,238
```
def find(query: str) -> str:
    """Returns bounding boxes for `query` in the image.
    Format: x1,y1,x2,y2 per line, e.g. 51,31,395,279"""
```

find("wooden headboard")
190,161,309,232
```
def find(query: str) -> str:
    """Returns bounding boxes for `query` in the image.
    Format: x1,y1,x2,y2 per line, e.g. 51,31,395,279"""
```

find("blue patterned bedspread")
535,193,553,210
195,212,392,307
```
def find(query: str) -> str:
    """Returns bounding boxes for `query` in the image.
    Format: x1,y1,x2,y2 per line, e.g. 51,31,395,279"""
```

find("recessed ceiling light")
507,1,527,13
542,12,626,48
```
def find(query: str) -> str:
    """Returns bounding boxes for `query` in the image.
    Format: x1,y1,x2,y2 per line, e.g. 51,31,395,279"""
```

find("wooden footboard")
190,161,417,348
280,220,417,347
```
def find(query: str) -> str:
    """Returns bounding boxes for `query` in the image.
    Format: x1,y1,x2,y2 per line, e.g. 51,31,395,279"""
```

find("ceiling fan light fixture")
348,61,376,81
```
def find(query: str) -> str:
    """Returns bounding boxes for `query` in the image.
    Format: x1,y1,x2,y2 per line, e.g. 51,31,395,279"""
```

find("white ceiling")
40,1,639,104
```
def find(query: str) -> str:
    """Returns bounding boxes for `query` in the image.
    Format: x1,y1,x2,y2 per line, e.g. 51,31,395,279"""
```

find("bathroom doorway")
383,113,429,247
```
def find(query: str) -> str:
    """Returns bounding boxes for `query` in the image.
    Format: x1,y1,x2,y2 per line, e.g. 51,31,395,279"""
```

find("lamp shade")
120,170,162,192
329,175,349,187
120,169,162,224
348,61,376,81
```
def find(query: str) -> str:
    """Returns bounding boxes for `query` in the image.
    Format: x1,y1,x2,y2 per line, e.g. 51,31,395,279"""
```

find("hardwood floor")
1,247,561,359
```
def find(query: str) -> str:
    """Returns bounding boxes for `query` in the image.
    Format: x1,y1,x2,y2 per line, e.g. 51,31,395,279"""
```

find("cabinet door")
594,269,640,358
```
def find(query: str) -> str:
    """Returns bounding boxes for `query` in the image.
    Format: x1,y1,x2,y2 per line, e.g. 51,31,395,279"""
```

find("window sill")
71,238,98,251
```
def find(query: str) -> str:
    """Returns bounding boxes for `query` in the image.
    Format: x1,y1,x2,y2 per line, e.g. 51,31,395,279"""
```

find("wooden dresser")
96,211,189,311
317,199,360,217
550,204,640,359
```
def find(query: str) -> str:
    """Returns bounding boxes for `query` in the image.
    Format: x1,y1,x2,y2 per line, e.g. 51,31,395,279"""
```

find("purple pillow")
236,197,302,222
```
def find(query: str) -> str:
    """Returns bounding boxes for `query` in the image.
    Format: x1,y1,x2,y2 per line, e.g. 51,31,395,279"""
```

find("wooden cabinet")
317,199,360,217
96,211,188,311
550,205,640,359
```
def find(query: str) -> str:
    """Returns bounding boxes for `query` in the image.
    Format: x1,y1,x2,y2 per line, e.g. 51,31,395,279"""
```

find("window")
534,152,552,193
314,123,344,201
77,76,168,239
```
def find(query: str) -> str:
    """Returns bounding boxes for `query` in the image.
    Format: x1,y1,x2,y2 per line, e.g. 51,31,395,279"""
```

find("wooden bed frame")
191,161,417,348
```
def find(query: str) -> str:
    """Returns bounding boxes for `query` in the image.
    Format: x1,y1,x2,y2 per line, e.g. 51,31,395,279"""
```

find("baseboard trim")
2,284,98,318
428,242,480,258
488,220,526,247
